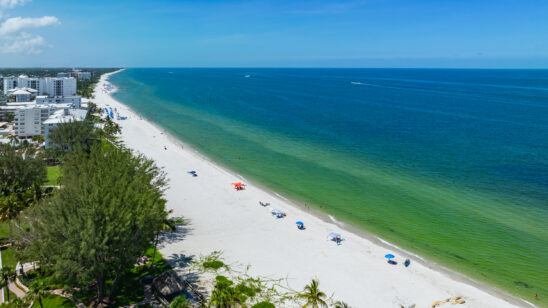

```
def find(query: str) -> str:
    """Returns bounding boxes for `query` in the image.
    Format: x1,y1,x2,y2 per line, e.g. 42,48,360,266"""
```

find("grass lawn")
32,294,76,308
0,221,10,242
1,246,17,268
45,166,61,186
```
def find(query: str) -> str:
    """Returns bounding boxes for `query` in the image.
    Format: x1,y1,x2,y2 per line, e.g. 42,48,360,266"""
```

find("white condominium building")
45,77,77,97
3,75,77,97
13,103,73,137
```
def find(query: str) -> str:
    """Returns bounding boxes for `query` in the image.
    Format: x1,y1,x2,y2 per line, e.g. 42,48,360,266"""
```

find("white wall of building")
44,77,77,97
13,103,73,137
36,96,81,108
3,76,77,96
14,107,42,137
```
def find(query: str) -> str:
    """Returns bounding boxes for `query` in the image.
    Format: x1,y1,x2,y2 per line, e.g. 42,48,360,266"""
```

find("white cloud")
0,0,30,18
0,0,59,55
0,0,30,10
1,31,48,54
0,16,59,35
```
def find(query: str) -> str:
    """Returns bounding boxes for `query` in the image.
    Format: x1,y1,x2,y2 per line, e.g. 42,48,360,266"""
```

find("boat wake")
350,81,376,86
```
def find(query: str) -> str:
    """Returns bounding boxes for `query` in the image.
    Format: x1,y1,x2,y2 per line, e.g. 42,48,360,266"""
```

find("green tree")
334,301,352,308
251,302,275,308
298,279,328,308
0,266,16,302
171,295,191,308
24,281,49,308
46,120,98,155
31,135,45,145
0,193,27,242
7,135,18,146
0,144,46,242
26,144,168,305
150,215,183,268
3,113,14,122
8,297,26,308
88,102,98,113
103,117,122,138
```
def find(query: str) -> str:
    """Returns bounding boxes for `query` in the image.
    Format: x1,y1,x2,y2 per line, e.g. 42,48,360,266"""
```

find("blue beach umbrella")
296,221,304,225
385,254,395,259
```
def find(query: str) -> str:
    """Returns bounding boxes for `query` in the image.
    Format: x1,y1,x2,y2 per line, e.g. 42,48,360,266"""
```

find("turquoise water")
110,68,548,305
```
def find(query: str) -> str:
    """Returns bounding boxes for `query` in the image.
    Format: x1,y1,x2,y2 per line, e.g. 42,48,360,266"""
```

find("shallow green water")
110,68,548,305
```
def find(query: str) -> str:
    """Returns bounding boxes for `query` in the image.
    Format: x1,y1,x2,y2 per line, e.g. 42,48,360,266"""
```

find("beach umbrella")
232,182,245,187
328,232,341,238
188,171,196,174
385,254,395,259
296,221,304,225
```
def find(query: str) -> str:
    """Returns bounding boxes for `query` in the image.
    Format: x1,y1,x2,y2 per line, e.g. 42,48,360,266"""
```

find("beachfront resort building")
1,73,86,142
12,103,75,137
3,75,77,97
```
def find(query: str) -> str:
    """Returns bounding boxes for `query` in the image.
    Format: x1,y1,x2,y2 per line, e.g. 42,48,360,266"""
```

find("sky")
0,0,547,68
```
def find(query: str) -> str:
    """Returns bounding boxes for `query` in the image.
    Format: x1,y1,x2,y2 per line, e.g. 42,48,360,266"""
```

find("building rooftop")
8,87,38,94
11,89,31,95
44,109,88,125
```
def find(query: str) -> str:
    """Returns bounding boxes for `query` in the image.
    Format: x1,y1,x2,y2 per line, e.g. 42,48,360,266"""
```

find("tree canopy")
46,120,98,155
25,144,168,304
0,144,46,198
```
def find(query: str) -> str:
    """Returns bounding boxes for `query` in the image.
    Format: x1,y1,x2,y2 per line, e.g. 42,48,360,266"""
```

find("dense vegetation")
25,143,168,304
0,111,173,307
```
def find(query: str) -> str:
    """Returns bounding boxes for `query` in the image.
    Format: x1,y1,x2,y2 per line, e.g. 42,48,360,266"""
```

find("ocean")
109,68,548,305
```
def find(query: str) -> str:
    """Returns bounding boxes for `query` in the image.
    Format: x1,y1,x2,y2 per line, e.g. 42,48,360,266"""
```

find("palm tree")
298,279,328,308
334,301,352,308
0,266,16,301
170,295,191,308
8,134,19,146
25,281,49,308
150,215,183,268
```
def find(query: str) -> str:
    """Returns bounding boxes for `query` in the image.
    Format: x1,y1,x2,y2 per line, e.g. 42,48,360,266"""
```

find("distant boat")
244,75,251,78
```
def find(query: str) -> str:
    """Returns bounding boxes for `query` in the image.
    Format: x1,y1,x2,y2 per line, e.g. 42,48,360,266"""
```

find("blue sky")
0,0,547,68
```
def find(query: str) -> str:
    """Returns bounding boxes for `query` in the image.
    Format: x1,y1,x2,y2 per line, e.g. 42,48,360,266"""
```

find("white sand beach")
93,71,530,308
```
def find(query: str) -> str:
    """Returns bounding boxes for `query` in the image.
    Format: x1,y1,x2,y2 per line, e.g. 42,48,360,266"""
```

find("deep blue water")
110,68,548,303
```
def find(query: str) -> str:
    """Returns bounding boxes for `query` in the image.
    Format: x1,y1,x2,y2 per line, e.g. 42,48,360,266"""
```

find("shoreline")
95,69,534,308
